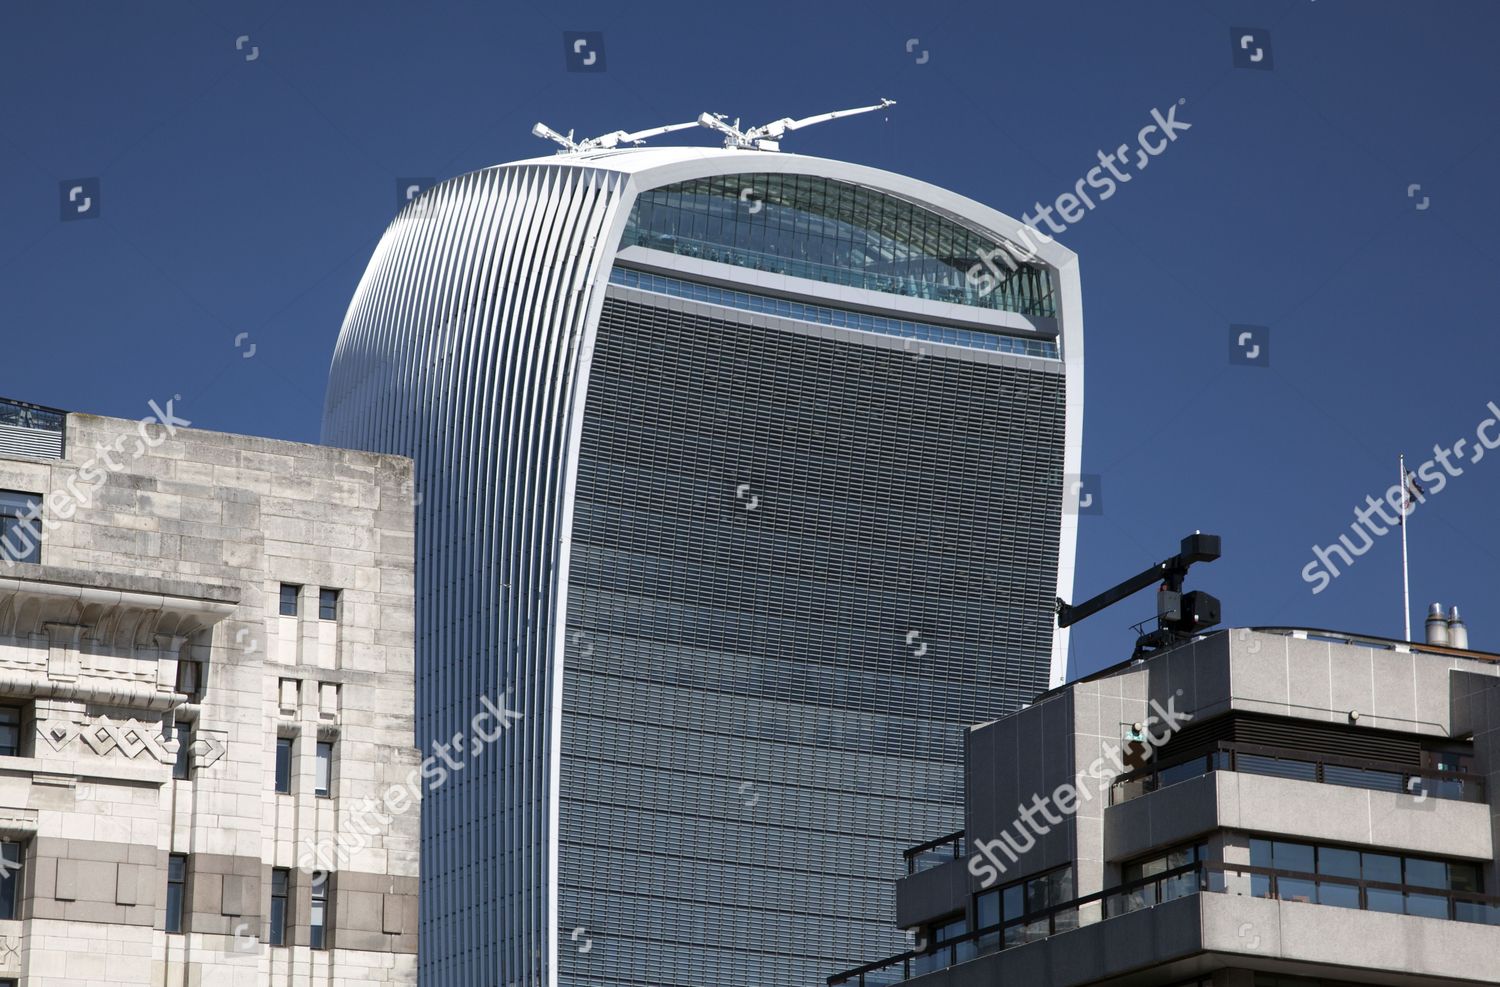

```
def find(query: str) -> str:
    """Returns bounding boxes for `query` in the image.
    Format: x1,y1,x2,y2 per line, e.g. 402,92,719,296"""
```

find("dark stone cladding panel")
556,292,1065,987
25,839,417,954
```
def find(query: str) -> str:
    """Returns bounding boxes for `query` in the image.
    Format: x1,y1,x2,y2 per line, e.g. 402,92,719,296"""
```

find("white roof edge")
459,146,1080,270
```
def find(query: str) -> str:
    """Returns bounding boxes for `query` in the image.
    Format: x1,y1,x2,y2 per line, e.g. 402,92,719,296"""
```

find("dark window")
269,868,289,946
310,871,332,949
275,737,293,794
166,854,187,933
973,864,1075,952
0,491,42,565
318,588,340,621
172,721,192,780
315,741,333,798
0,842,22,920
279,583,300,617
0,707,23,758
1249,837,1484,914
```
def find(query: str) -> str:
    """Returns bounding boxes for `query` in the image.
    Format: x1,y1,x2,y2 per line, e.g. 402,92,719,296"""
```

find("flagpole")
1400,453,1411,642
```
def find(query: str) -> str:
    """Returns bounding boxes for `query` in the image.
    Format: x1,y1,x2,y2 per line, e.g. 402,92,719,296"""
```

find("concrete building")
0,395,419,985
835,625,1500,986
324,142,1085,987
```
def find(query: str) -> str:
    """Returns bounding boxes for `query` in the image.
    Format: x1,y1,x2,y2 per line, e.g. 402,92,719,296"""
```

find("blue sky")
4,1,1498,678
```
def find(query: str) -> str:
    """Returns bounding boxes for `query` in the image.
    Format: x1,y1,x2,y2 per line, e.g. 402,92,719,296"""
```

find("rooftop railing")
1109,740,1485,806
829,860,1500,984
903,831,965,875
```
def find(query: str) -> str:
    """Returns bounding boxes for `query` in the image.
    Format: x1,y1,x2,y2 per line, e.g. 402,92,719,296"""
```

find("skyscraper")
323,143,1084,987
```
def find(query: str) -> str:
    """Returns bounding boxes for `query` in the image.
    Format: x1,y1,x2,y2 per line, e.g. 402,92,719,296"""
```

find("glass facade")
323,160,1075,987
557,287,1064,986
623,174,1055,317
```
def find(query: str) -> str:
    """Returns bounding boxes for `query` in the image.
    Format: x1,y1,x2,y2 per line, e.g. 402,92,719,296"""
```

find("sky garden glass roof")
621,173,1055,318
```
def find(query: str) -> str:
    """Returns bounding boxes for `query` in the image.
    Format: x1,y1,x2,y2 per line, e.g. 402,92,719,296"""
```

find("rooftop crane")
1056,532,1223,658
697,98,896,151
530,119,701,154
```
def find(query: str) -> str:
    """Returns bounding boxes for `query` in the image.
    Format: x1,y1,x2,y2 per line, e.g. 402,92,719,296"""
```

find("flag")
1400,470,1425,522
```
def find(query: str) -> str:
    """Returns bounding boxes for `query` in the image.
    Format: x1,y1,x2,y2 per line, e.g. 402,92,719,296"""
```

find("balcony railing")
1110,741,1485,806
904,831,965,875
0,396,65,460
828,860,1500,984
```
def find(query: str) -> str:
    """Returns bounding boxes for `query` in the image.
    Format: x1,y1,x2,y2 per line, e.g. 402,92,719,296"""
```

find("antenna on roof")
530,120,701,155
697,98,896,152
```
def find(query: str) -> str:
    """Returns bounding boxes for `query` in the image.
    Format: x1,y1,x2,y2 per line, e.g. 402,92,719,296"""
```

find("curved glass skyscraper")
323,146,1084,987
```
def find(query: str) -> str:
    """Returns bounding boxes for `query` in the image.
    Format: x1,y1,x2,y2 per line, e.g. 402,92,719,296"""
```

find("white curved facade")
324,146,1084,987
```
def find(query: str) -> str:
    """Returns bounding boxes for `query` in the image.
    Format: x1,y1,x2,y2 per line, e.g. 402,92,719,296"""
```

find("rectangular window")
310,871,332,949
0,491,42,565
275,737,293,794
0,706,23,758
166,853,187,933
269,867,289,946
279,583,300,617
318,588,340,621
172,721,192,780
1248,837,1484,917
0,841,22,920
315,741,333,798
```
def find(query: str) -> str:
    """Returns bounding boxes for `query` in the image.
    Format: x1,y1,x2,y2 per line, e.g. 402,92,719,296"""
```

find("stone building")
835,624,1500,986
0,395,419,985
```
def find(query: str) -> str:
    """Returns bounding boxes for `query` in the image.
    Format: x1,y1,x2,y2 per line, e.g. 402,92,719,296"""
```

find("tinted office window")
310,872,331,949
315,741,333,797
0,491,42,565
0,842,22,920
275,738,293,794
0,707,22,758
172,721,192,780
166,854,187,933
269,868,290,946
279,583,300,617
318,588,340,621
